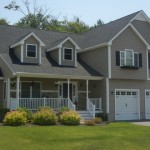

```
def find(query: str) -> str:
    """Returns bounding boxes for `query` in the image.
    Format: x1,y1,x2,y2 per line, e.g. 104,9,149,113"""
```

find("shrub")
32,109,57,125
0,108,10,122
3,111,27,126
96,113,107,121
60,107,70,114
38,106,52,111
84,119,95,126
17,107,32,122
60,110,80,125
94,117,102,124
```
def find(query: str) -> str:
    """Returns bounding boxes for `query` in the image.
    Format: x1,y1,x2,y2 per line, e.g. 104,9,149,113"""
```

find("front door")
58,82,78,104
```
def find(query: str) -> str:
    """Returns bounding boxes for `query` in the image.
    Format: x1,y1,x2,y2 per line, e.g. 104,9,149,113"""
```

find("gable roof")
10,32,46,48
47,37,81,52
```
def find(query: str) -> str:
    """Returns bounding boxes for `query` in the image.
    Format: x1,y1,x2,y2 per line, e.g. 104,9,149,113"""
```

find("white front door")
115,90,139,120
145,90,150,119
58,82,78,103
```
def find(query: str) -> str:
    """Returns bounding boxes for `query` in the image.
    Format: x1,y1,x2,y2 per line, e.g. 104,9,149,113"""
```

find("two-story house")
0,10,150,121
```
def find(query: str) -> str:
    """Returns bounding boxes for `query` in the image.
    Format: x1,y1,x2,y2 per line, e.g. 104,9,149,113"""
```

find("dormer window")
63,48,73,60
26,44,37,58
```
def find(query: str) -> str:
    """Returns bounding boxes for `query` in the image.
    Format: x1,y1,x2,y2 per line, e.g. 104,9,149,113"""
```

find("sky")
0,0,150,26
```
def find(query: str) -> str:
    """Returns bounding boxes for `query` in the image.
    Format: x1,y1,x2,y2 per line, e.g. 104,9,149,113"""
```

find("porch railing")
68,98,76,110
13,98,75,111
87,98,95,118
89,98,102,111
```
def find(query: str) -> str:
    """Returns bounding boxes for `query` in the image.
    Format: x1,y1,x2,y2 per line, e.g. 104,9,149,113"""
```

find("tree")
0,18,9,25
92,19,104,28
5,0,53,29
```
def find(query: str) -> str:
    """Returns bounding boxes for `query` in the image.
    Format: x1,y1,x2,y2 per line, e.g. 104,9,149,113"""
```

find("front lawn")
0,122,150,150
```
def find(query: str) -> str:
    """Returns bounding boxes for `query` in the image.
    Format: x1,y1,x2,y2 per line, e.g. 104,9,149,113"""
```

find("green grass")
0,122,150,150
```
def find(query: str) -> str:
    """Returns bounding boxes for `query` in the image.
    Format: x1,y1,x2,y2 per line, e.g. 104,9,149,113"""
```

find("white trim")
16,72,103,80
26,44,37,58
63,47,73,61
146,49,149,80
46,37,81,52
108,45,111,78
129,24,150,49
77,43,108,53
0,55,16,76
10,32,45,48
58,48,61,65
115,89,140,120
7,78,10,108
130,10,150,23
41,90,58,93
145,89,150,119
16,76,20,107
75,50,77,67
39,47,41,65
21,44,24,63
106,78,109,113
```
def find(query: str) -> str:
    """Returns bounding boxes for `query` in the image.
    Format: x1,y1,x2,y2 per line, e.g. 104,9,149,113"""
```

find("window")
63,48,73,60
120,49,139,68
26,44,37,58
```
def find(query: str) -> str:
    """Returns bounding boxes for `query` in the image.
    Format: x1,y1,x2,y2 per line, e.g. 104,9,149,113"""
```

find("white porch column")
7,78,10,108
16,76,20,108
86,80,89,109
67,79,70,99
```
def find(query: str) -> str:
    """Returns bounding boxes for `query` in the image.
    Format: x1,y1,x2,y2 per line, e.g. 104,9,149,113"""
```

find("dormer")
10,32,45,64
47,37,80,67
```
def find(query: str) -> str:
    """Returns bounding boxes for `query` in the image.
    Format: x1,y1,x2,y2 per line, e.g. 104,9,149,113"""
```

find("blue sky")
0,0,150,26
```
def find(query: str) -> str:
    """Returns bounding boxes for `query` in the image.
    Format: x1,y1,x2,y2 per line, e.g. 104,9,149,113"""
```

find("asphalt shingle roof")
0,10,143,77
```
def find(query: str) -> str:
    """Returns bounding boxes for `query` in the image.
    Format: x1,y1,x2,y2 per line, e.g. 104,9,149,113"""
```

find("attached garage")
145,90,150,119
115,89,140,121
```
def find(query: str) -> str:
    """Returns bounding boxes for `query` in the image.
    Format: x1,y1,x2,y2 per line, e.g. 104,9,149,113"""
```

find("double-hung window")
26,44,37,58
63,48,73,60
120,49,139,67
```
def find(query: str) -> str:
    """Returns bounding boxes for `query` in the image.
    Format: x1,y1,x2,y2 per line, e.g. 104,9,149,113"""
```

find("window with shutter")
116,49,141,69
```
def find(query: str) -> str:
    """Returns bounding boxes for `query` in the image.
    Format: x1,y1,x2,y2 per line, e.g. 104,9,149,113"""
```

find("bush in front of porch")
32,107,57,125
3,111,27,126
60,110,80,126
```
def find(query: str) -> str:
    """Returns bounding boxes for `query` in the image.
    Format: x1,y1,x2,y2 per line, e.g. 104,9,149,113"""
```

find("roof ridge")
84,10,142,34
0,24,84,36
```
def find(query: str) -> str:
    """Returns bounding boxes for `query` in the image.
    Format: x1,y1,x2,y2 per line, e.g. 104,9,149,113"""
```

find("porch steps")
77,111,93,120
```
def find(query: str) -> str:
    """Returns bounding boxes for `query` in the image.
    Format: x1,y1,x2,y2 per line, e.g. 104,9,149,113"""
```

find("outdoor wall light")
111,91,114,95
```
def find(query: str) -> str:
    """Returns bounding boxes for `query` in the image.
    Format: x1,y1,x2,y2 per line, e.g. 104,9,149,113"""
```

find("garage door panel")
115,90,139,121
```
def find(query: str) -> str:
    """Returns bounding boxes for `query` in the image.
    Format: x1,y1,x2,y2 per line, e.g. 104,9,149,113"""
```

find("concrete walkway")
132,122,150,126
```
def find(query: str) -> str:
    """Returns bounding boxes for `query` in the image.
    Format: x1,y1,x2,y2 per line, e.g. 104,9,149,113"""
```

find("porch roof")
2,53,103,80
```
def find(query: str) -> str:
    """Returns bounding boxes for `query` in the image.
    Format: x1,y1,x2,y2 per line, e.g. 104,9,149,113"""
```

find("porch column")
16,76,20,108
7,78,10,108
86,80,89,109
67,79,70,99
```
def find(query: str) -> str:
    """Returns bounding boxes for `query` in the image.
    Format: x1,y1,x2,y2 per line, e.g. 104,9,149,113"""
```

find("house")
0,10,150,121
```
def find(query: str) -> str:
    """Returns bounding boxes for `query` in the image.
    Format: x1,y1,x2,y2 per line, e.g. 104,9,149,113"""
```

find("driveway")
132,121,150,126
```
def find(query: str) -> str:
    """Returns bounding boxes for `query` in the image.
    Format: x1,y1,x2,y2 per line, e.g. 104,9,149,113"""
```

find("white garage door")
145,90,150,119
115,90,139,121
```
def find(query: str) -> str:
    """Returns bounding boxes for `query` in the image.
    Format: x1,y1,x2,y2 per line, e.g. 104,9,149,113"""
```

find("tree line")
0,0,104,33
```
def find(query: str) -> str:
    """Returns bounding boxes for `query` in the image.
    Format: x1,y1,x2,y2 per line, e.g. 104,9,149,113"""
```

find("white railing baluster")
89,98,102,111
87,98,95,118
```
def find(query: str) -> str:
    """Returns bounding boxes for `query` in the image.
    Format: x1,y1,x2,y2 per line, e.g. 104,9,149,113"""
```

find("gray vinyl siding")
111,27,147,80
23,36,40,64
50,49,59,64
13,45,21,61
79,47,108,77
108,79,150,121
61,40,76,66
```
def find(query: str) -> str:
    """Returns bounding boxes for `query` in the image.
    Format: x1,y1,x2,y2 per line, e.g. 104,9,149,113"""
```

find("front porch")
5,75,103,118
